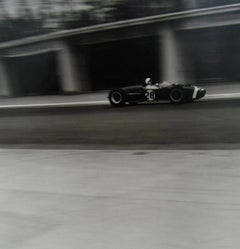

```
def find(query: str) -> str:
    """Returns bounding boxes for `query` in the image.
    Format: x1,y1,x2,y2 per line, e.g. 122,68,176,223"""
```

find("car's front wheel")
169,87,185,103
108,90,126,107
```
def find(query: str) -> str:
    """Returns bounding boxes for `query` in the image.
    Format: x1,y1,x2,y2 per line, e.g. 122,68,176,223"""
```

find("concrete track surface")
1,149,240,249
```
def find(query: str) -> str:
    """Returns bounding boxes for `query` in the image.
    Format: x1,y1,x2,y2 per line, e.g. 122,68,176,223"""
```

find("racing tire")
169,87,185,104
108,90,126,107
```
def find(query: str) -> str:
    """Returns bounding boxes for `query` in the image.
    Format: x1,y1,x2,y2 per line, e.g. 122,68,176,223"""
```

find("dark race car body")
108,81,206,106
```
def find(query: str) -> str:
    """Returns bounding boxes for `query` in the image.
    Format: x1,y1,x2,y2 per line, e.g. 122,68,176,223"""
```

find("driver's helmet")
145,77,152,85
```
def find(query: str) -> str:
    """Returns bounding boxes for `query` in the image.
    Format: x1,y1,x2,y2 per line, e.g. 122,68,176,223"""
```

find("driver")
145,77,159,89
145,77,153,86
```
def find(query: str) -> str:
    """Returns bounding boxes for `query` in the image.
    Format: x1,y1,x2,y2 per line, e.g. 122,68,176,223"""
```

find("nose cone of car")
196,89,206,99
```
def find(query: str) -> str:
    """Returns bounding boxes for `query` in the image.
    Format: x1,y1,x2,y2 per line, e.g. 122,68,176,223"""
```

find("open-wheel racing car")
108,78,206,107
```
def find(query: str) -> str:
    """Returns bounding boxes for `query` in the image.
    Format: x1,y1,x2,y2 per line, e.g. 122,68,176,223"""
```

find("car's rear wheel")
108,90,126,107
169,87,185,103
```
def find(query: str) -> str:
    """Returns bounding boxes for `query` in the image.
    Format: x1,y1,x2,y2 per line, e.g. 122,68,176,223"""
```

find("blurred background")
0,0,239,41
0,0,239,96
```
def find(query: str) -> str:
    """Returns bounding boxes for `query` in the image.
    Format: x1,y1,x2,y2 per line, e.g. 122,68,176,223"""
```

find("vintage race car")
108,81,206,106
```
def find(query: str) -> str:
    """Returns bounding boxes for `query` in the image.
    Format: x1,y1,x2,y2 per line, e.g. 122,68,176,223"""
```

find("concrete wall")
57,42,90,93
0,41,91,96
0,59,11,96
160,25,193,84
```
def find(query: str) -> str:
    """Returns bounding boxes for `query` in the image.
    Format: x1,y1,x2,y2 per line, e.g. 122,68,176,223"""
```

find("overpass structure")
0,3,239,96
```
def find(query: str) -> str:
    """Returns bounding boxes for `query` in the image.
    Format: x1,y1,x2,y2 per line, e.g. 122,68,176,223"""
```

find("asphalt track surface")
0,97,240,149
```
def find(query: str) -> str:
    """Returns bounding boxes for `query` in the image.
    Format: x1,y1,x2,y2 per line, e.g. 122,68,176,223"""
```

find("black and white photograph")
0,1,240,248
